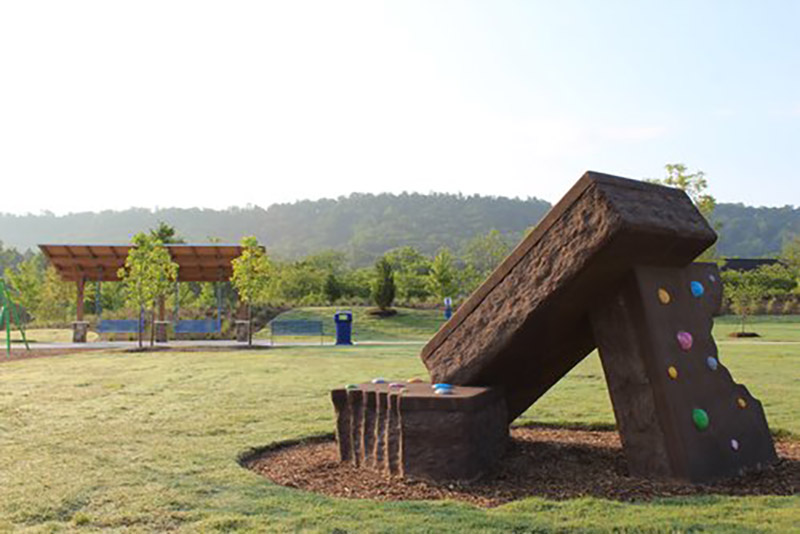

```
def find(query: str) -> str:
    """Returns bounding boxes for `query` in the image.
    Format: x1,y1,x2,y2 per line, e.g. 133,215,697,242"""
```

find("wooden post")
76,277,85,322
73,277,89,343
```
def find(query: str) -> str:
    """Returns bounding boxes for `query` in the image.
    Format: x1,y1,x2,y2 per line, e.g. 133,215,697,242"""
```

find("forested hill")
0,193,551,264
1,193,799,262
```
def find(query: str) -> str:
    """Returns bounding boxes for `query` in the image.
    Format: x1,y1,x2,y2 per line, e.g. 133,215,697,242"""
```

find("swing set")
1,279,30,357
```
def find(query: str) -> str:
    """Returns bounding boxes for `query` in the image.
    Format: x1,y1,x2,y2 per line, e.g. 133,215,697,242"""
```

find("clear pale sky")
1,1,798,215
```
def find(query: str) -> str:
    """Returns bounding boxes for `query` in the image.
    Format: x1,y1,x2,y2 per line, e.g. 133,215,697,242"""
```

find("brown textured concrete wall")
421,172,717,421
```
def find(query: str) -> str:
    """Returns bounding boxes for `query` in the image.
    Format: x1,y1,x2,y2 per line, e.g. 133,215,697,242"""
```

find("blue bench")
270,320,324,345
97,319,144,334
174,318,222,334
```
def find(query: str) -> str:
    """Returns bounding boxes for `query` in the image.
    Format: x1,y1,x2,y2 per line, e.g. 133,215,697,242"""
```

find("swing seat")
174,318,222,334
97,319,143,333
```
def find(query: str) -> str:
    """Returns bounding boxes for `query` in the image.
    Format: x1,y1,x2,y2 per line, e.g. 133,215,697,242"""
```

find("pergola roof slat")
39,243,244,283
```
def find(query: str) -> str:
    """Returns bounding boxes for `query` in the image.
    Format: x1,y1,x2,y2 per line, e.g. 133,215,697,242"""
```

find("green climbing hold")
692,408,710,431
345,384,359,390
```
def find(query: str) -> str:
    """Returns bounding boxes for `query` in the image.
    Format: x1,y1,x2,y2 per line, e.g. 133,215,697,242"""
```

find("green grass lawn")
715,315,800,342
255,306,446,343
1,334,799,533
8,328,100,344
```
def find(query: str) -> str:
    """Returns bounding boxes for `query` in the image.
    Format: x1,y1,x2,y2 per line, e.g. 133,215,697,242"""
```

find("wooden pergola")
39,243,244,323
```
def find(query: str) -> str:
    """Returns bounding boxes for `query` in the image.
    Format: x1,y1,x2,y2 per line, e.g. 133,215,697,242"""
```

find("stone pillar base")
72,321,90,343
155,321,169,343
235,320,250,343
332,382,507,481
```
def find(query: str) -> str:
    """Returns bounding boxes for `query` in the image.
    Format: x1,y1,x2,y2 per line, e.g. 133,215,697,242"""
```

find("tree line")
3,187,800,262
0,225,516,330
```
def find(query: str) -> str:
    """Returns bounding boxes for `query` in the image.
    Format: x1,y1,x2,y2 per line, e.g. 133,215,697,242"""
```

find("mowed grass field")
0,315,799,532
255,306,445,343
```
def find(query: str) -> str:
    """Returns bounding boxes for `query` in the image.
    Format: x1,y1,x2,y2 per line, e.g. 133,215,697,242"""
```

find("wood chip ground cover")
245,426,800,508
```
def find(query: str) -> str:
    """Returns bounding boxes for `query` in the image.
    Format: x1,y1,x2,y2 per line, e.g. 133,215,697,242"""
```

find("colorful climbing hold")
658,288,671,305
737,397,748,409
432,383,453,390
677,331,693,352
690,281,705,298
371,378,387,384
345,384,359,390
408,377,424,383
668,366,678,379
434,388,453,395
692,408,710,430
706,357,719,371
709,274,717,283
731,439,740,451
389,382,405,388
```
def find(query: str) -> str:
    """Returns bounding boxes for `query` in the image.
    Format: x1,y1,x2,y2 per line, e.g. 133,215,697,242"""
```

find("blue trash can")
334,310,353,345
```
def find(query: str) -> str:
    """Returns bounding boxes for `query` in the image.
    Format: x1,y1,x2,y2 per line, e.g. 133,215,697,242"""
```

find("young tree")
385,246,432,302
117,233,179,348
4,256,44,322
371,257,396,311
428,249,459,302
782,234,800,281
650,163,718,260
463,229,511,278
231,236,270,345
324,272,343,304
37,265,75,323
149,221,185,244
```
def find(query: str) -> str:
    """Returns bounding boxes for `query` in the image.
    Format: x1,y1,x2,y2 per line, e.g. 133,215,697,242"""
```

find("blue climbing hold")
706,357,719,371
432,383,453,390
690,281,705,298
371,378,387,384
434,388,453,395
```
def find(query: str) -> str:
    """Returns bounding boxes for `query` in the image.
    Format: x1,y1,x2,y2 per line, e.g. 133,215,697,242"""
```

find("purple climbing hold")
706,356,718,371
677,331,693,352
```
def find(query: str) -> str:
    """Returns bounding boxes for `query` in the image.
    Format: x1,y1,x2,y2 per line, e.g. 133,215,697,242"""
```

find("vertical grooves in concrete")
362,391,377,467
348,390,364,467
374,392,387,468
387,392,401,475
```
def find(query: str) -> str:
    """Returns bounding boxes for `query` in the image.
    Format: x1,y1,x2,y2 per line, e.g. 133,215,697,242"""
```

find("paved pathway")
7,339,425,351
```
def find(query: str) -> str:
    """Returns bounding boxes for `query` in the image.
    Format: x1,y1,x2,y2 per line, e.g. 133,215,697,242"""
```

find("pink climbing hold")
677,331,693,352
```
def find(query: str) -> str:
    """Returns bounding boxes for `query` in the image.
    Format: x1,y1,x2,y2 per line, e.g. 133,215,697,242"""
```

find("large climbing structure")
332,171,777,483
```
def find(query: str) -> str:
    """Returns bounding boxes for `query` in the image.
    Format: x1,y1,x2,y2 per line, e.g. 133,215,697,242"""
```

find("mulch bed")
244,426,800,507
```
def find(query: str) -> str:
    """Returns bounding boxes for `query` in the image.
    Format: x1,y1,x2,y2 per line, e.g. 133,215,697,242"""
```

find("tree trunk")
248,304,253,346
150,306,156,347
138,307,143,349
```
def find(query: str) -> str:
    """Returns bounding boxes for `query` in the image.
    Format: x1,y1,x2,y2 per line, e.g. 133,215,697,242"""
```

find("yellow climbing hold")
658,288,671,304
408,377,424,383
668,366,678,379
737,397,748,409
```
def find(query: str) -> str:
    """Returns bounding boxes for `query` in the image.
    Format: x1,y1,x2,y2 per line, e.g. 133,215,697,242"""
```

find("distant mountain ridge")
1,193,798,263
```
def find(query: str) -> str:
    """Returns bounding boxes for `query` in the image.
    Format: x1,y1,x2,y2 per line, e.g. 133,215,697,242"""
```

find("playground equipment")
1,279,30,357
332,172,777,483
